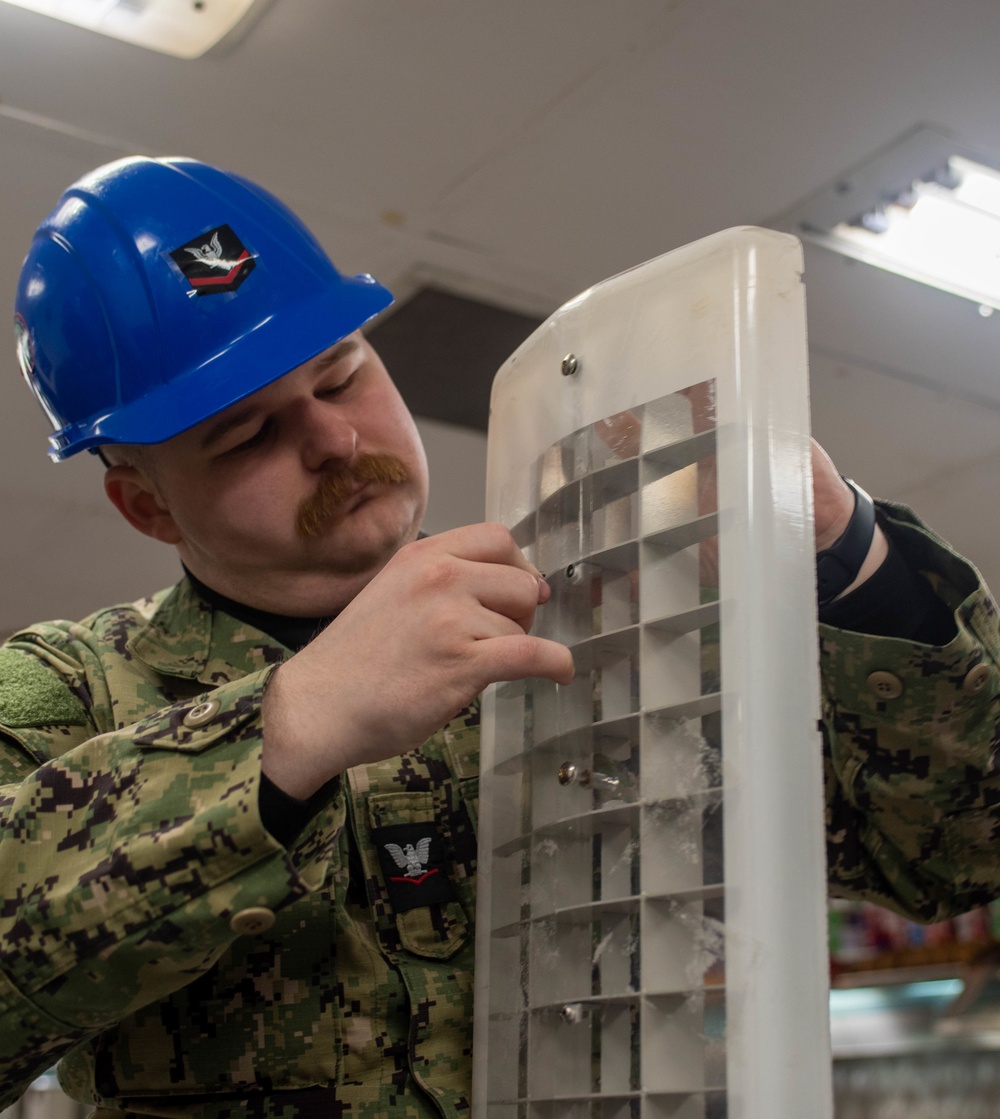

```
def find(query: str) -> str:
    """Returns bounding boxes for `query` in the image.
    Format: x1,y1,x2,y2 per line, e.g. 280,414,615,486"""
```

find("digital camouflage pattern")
0,578,480,1116
1,503,999,1114
823,502,1000,922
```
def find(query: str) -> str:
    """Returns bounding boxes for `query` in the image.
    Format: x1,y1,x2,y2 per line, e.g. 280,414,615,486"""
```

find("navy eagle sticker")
170,224,256,295
372,824,458,912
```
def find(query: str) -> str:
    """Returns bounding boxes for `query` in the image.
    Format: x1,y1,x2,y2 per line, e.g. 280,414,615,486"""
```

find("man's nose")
296,398,358,469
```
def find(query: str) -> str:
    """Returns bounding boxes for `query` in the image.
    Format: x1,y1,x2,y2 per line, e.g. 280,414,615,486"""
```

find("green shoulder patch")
0,649,89,727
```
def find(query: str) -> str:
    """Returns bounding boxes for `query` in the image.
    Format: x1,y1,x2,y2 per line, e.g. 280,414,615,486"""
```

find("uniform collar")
127,577,295,684
182,566,330,652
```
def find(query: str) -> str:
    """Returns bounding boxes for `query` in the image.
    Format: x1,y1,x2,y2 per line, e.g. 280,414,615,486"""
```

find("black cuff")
258,772,339,847
818,519,957,645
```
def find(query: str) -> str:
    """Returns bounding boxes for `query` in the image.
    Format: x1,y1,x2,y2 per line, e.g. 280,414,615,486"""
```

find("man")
4,156,571,1117
2,156,998,1116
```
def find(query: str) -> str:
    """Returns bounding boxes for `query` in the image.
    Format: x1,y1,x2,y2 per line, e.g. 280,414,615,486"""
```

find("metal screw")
558,762,592,788
564,562,585,585
561,353,579,377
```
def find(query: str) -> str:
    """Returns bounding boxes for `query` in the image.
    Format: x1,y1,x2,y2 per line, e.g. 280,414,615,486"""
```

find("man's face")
124,333,429,615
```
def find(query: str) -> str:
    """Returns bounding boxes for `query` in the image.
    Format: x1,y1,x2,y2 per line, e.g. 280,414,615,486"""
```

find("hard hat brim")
49,274,393,461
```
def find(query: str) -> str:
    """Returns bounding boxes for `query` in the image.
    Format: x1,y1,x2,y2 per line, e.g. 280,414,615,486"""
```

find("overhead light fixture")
0,0,270,59
774,126,1000,314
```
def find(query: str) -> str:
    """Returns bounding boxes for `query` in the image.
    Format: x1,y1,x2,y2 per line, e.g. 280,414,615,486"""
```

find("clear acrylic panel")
478,229,829,1119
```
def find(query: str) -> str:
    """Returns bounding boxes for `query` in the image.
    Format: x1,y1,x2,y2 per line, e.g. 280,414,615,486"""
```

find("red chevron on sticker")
390,868,440,886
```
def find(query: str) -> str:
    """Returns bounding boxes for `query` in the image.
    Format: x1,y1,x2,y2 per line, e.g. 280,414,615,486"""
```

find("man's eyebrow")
315,337,361,366
200,403,263,451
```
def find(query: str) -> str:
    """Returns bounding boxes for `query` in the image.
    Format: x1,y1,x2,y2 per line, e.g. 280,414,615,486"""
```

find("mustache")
295,452,409,539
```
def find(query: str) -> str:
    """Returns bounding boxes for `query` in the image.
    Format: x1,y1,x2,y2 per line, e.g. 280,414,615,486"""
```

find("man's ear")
103,465,183,545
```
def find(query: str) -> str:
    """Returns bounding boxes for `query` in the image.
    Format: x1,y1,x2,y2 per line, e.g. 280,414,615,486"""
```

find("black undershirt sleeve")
258,773,341,848
818,518,957,646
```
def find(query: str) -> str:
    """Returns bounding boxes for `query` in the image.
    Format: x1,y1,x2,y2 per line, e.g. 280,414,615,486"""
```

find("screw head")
564,562,585,585
558,762,594,788
561,353,579,377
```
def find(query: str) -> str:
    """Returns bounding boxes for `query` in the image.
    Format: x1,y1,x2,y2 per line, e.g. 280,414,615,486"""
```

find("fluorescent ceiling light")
775,127,1000,314
0,0,268,59
820,156,1000,313
829,979,964,1016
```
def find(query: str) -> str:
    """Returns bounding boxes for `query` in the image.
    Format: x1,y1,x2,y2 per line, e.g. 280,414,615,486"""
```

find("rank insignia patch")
170,224,256,295
372,824,458,913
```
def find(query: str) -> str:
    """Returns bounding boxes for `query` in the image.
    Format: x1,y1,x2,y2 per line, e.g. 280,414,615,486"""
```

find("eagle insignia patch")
372,824,458,912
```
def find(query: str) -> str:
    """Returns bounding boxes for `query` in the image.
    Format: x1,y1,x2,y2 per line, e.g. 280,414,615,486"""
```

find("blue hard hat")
13,156,394,461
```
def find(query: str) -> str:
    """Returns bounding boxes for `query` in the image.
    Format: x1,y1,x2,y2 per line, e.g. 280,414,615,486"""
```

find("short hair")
97,444,157,477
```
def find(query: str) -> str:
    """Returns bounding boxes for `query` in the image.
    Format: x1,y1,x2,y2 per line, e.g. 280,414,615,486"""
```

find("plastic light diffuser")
0,0,265,58
475,227,831,1119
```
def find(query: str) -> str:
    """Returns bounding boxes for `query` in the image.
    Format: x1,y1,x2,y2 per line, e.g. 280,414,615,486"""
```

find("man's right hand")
260,523,574,799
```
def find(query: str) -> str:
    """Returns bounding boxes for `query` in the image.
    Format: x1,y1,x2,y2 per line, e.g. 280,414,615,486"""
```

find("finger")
474,633,576,687
461,562,549,632
415,522,542,577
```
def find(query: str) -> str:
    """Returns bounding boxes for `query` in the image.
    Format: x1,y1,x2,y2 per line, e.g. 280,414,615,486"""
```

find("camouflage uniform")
0,578,480,1116
1,503,998,1113
823,502,1000,922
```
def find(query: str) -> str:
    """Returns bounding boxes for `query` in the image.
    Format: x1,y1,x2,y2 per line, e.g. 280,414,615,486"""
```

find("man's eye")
226,422,271,455
320,372,356,398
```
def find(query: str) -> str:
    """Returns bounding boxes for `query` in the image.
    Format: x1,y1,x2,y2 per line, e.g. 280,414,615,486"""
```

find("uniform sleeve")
0,641,345,1106
821,501,1000,922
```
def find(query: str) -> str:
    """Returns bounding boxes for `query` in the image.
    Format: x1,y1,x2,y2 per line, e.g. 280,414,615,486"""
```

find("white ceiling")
1,0,999,631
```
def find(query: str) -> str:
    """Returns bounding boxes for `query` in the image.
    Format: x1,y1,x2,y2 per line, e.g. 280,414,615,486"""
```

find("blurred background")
1,1,1000,1115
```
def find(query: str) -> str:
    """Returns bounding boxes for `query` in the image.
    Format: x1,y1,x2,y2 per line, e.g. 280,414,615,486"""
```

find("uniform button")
183,698,220,727
230,907,276,936
963,664,992,697
867,671,904,700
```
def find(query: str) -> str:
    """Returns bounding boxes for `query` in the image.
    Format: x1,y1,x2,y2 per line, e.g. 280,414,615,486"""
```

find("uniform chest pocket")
367,790,470,960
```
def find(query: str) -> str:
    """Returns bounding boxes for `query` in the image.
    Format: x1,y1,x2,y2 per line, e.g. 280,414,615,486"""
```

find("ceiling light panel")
0,0,266,58
774,127,1000,313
